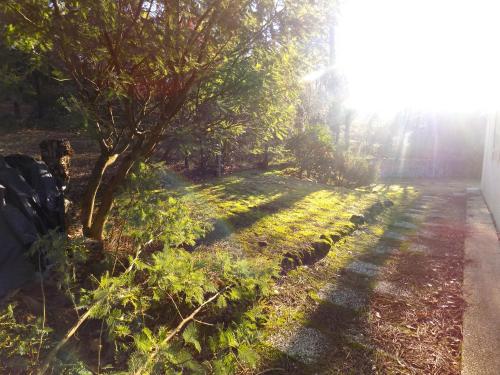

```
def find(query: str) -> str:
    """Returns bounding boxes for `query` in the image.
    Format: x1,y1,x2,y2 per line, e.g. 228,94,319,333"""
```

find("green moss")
175,170,395,260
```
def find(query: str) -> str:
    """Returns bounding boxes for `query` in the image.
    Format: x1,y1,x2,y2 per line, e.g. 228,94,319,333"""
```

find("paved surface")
462,191,500,375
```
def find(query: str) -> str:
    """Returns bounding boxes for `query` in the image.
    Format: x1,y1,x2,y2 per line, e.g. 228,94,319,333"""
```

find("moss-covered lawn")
169,169,413,261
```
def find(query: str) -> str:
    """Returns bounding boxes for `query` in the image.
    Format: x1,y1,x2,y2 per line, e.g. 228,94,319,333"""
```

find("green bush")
335,156,378,187
287,125,378,186
287,124,337,181
0,162,278,374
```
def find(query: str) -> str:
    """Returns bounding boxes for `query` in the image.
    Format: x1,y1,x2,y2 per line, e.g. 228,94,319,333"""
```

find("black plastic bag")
5,154,65,232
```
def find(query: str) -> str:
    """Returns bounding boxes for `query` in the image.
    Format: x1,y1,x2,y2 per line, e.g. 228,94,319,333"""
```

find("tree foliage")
1,0,320,239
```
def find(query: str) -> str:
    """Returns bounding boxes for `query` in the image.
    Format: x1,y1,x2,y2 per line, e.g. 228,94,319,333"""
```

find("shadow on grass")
173,169,361,247
200,187,324,246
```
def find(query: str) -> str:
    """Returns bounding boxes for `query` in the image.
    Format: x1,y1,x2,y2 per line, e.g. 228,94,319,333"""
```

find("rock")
318,284,366,311
281,253,300,275
382,231,407,242
280,239,332,274
374,281,411,298
280,256,297,274
330,234,342,243
350,214,365,225
319,234,331,242
392,221,418,230
365,201,385,218
267,326,329,364
374,201,384,210
383,199,394,207
307,240,331,263
313,240,331,252
346,260,380,277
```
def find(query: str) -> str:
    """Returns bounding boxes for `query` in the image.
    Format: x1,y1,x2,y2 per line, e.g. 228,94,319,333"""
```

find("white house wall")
481,113,500,229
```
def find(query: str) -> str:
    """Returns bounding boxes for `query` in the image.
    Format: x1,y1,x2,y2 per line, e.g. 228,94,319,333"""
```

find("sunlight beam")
336,0,500,115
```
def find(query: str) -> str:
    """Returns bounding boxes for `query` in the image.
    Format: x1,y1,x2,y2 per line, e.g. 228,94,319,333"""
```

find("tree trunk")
13,101,21,118
80,152,117,235
184,155,189,170
88,130,163,240
199,145,206,171
83,90,189,240
215,153,222,177
32,70,44,119
262,145,270,169
88,152,137,240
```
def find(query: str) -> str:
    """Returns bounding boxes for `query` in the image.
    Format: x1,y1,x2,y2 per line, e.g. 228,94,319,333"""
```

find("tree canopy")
1,0,328,239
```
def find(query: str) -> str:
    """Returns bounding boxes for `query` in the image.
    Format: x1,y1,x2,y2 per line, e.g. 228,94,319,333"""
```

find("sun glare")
336,0,500,115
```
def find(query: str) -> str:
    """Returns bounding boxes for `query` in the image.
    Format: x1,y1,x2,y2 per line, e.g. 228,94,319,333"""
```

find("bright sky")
335,0,500,115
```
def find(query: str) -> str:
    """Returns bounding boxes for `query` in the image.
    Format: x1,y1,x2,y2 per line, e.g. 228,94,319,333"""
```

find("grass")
167,168,411,263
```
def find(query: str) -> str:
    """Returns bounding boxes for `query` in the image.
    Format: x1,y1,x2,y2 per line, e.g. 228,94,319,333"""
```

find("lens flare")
336,0,500,114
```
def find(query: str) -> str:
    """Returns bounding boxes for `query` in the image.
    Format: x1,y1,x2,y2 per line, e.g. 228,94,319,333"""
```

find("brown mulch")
367,195,466,374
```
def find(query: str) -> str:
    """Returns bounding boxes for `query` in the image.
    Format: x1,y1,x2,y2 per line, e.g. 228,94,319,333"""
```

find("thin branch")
7,4,37,27
35,251,47,361
193,318,214,326
167,293,184,320
132,287,227,375
37,252,141,375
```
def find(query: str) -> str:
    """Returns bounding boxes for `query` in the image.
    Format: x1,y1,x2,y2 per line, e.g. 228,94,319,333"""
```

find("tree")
287,123,337,180
159,31,303,174
0,41,69,123
1,0,314,239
